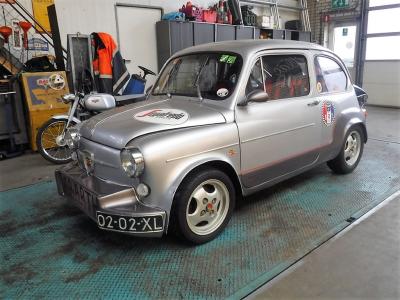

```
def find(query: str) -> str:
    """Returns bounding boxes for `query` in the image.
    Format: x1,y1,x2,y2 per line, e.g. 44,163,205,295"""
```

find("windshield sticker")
220,55,230,63
227,56,237,64
322,101,335,126
220,55,237,64
217,88,229,97
134,109,189,125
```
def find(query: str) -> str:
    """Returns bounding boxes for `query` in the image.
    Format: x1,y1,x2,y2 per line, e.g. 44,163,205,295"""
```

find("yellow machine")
21,71,69,151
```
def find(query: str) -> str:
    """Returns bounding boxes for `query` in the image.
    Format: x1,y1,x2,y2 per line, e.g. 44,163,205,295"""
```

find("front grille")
78,137,133,186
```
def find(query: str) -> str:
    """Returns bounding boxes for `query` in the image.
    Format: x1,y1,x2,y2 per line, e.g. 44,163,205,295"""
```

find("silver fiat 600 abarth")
56,40,368,244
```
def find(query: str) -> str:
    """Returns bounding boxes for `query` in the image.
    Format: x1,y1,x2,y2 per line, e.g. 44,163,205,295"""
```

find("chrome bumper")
55,163,166,237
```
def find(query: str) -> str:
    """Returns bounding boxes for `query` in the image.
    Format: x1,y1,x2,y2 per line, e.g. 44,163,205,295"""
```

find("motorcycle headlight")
65,128,80,149
120,148,145,178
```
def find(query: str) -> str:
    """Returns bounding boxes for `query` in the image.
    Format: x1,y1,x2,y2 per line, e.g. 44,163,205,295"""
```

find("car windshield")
152,52,243,100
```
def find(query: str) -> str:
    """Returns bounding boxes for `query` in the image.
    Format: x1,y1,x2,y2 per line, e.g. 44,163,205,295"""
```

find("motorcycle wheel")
36,118,77,164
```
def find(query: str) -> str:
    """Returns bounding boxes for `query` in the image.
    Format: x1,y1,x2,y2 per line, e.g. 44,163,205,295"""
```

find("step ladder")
267,0,281,29
299,0,311,32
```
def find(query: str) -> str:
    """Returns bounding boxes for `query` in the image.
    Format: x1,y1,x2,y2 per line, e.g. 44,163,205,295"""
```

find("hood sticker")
134,109,189,125
217,88,229,97
322,101,335,126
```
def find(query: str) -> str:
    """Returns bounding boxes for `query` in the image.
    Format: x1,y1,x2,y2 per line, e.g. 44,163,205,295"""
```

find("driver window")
246,58,264,96
262,55,310,100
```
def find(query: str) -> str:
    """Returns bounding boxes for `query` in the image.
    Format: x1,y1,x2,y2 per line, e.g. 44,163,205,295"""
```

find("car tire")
327,125,365,174
171,168,236,244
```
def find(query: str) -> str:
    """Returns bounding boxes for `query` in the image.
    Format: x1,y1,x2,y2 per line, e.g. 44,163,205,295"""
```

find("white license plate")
96,212,164,233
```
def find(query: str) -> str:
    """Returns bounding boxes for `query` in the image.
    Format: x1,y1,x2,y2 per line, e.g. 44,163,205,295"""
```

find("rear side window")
315,56,347,93
262,55,310,100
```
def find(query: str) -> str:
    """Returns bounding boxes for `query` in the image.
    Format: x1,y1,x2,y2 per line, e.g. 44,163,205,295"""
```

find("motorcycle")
36,66,155,164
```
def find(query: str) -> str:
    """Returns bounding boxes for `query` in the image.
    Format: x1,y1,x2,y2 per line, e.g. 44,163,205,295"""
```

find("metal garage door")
115,4,162,88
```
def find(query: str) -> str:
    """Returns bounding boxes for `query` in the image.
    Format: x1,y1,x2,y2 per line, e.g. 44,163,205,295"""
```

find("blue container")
123,75,145,95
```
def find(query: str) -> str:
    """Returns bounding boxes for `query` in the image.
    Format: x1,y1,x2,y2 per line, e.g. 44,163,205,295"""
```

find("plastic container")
203,10,217,23
123,75,145,95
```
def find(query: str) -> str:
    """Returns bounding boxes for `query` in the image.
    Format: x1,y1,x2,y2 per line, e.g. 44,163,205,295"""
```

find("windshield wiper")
193,56,209,101
165,61,180,99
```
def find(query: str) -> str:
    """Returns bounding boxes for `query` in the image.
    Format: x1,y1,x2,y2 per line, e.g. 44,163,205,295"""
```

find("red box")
202,10,217,23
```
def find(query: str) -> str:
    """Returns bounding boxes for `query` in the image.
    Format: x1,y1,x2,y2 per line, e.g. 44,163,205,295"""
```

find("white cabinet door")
116,5,161,88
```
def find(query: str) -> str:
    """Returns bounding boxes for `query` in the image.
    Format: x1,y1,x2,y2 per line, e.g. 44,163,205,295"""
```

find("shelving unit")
155,2,312,68
156,21,259,69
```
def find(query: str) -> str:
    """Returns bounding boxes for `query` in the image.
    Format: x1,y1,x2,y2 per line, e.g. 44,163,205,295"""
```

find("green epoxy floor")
1,138,399,299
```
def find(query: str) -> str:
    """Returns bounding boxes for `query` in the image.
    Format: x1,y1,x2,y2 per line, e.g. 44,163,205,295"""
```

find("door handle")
307,100,320,107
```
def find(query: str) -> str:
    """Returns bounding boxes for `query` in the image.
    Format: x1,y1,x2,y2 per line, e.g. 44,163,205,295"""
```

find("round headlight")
120,148,145,178
65,128,80,149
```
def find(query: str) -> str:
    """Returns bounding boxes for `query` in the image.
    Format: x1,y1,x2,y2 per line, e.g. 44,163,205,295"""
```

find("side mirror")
246,90,269,104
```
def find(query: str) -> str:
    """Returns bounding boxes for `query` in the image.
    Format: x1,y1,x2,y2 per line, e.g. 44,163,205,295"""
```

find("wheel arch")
179,160,243,200
344,118,367,143
166,159,243,233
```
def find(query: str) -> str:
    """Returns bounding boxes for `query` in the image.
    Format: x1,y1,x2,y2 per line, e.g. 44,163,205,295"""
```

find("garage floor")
0,107,399,299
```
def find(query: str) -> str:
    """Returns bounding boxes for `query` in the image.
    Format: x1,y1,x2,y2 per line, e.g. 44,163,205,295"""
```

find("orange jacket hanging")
92,32,129,95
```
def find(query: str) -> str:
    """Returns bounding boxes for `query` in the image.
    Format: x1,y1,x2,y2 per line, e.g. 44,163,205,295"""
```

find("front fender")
129,123,241,225
52,115,81,124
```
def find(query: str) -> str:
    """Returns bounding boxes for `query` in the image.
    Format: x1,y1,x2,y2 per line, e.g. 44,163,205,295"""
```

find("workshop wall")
54,0,300,47
307,0,361,44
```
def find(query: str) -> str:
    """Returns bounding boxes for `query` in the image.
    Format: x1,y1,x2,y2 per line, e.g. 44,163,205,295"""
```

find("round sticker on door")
316,82,323,93
134,109,189,125
216,88,229,98
322,101,335,126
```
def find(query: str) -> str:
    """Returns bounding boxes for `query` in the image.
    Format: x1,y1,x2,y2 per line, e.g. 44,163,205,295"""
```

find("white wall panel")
363,61,400,107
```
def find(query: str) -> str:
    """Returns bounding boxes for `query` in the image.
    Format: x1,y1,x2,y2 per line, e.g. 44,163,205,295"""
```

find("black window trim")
314,53,349,95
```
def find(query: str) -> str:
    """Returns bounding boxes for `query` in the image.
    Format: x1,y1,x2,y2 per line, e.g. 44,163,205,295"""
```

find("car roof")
173,39,331,60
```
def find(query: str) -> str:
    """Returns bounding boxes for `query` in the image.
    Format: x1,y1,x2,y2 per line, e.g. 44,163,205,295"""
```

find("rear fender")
343,117,367,143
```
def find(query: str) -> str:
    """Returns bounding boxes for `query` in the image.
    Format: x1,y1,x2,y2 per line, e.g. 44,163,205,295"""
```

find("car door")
236,51,322,188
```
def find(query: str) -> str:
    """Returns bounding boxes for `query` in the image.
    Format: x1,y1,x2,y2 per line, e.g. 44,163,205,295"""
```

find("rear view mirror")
247,90,269,104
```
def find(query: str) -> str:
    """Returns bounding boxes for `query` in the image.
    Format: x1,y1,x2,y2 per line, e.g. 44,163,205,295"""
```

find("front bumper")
55,163,166,237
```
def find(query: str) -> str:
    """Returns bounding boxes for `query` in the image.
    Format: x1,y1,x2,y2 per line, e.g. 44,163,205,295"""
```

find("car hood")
80,97,226,149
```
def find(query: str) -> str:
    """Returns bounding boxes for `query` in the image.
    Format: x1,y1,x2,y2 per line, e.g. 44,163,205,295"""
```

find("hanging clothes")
91,32,129,95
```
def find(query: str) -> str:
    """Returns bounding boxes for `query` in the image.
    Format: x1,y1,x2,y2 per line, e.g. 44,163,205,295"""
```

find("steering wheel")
138,66,156,79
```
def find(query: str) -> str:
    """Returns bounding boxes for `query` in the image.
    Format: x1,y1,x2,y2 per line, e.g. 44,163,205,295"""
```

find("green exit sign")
332,0,350,9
